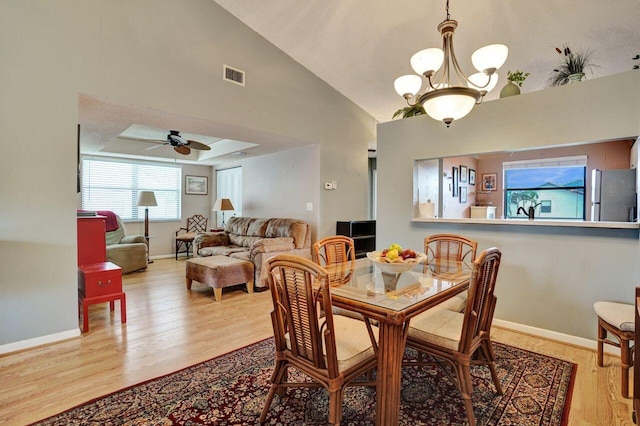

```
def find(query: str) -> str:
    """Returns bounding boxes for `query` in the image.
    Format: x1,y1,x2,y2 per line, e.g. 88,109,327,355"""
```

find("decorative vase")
568,73,585,84
499,82,520,98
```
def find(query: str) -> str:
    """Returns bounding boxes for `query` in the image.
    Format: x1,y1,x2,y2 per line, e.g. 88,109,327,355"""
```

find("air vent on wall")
223,64,245,86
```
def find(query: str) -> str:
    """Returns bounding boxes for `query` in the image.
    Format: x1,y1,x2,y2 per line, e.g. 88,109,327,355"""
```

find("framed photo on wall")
185,175,208,195
452,166,458,197
469,169,476,185
482,173,497,191
459,165,468,183
459,186,467,203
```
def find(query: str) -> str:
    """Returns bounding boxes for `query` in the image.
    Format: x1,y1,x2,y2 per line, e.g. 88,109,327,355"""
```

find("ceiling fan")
121,129,212,155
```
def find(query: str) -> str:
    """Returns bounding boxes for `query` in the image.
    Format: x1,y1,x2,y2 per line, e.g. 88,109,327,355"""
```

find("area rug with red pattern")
32,337,575,425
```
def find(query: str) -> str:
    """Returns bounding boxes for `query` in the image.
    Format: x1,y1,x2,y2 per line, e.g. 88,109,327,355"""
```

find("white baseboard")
493,318,621,357
0,329,81,355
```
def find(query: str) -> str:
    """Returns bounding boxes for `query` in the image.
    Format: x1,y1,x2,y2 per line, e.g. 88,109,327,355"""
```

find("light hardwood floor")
0,258,634,425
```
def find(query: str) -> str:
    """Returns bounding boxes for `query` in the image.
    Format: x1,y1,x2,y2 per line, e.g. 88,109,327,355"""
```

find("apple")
401,249,417,259
381,248,389,257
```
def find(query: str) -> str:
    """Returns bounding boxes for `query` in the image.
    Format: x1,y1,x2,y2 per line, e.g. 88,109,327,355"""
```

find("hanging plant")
392,104,426,119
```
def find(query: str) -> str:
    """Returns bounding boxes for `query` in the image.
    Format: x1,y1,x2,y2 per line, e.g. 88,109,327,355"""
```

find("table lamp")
212,198,234,227
137,191,157,239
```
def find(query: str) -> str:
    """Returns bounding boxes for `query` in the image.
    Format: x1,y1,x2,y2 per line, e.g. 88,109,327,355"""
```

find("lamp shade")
467,72,499,93
394,75,422,97
137,191,157,207
410,48,444,75
212,198,235,211
421,87,481,124
471,44,508,73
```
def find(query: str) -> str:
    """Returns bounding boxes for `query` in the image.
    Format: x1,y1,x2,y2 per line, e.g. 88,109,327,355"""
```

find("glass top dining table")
326,256,473,426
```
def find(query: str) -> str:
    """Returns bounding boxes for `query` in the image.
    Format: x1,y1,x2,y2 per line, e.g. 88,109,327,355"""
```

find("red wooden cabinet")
78,262,123,297
77,216,107,265
77,216,126,333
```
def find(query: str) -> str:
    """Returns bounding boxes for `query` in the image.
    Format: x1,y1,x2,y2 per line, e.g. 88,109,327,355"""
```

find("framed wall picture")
482,173,497,191
459,165,468,183
452,166,458,197
185,175,208,195
459,186,467,203
469,169,476,185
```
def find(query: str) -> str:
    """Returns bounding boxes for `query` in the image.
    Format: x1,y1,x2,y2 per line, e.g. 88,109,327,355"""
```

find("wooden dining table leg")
375,320,408,426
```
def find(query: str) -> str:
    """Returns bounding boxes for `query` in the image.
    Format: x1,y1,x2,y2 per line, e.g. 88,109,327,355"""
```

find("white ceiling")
79,94,312,166
214,0,640,122
80,1,640,165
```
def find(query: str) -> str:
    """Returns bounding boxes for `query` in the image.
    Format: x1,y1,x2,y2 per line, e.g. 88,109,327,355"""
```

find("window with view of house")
503,156,586,220
81,158,182,221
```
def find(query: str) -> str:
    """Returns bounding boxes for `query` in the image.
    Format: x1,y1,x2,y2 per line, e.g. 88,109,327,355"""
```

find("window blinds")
81,158,182,221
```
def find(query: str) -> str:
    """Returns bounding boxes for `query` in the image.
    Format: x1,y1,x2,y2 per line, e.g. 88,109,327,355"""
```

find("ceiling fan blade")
145,143,167,151
117,135,166,144
174,145,191,155
186,140,211,151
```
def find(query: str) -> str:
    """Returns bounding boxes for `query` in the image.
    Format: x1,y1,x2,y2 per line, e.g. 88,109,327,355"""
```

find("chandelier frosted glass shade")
420,87,481,126
471,44,509,73
467,73,499,93
410,48,445,75
394,75,422,98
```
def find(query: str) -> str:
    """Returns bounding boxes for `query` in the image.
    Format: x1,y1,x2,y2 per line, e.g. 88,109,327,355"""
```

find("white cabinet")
470,206,497,219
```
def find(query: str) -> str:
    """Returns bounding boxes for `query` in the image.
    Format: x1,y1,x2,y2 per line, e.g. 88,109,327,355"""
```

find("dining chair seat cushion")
408,308,463,351
285,315,378,372
593,301,635,331
437,292,467,313
176,232,198,242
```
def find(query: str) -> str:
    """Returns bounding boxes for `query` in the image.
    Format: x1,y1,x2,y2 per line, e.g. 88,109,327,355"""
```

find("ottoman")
186,256,254,302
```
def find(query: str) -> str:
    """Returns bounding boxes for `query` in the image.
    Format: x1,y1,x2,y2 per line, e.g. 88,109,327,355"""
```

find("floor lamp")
137,191,157,263
212,198,235,227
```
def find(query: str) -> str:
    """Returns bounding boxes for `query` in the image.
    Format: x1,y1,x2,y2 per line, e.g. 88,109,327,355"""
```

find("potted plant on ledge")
550,44,595,86
500,70,530,98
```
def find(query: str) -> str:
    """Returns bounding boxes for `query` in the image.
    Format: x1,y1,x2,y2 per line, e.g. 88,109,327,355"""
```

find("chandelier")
394,0,508,127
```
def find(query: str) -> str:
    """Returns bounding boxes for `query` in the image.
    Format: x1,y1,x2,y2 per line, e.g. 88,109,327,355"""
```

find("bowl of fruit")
366,243,426,274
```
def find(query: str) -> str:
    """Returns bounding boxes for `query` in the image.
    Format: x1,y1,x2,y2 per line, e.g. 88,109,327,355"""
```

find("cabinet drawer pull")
97,279,112,287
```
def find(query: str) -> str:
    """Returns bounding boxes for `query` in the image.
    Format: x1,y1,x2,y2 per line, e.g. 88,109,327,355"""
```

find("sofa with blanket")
192,217,312,288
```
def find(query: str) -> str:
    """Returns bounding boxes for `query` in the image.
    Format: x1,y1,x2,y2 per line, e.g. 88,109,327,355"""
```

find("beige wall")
378,71,640,340
0,1,374,351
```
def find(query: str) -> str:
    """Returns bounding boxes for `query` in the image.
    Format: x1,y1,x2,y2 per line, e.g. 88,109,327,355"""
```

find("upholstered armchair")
106,214,148,274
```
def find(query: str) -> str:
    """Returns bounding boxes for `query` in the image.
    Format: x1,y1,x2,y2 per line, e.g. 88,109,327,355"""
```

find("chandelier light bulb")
410,48,444,76
471,44,508,74
394,75,422,98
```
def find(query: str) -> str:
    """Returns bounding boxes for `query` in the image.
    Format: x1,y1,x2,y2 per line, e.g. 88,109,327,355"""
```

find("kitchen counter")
411,217,640,229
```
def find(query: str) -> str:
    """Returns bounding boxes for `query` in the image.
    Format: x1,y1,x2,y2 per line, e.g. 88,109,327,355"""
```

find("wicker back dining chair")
260,254,378,425
424,233,477,264
424,234,478,312
405,247,503,426
175,214,208,260
311,235,357,285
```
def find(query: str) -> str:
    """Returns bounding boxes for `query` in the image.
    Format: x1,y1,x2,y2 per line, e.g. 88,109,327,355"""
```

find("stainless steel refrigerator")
591,168,637,221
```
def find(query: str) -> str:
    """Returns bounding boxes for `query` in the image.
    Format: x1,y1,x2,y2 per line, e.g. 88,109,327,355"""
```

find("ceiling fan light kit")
394,0,508,127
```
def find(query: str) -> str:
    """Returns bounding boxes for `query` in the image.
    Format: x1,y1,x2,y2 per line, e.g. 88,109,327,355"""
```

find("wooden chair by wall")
311,235,356,285
175,214,208,260
424,233,477,264
405,247,503,426
593,300,635,398
424,233,478,312
260,254,378,425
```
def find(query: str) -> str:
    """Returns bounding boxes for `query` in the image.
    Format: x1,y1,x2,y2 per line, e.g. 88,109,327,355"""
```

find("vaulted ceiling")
81,1,640,165
215,0,640,122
